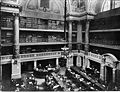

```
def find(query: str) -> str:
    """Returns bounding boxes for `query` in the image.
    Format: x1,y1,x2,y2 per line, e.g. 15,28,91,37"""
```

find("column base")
11,73,21,79
67,57,73,68
12,60,21,79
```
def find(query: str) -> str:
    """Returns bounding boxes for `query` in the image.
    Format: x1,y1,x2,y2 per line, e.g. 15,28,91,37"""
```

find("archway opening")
102,53,118,85
21,61,34,74
105,66,113,85
73,56,77,66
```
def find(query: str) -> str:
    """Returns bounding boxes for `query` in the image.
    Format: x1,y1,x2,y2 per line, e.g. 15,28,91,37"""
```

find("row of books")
19,34,65,43
20,47,61,54
2,16,13,28
1,16,64,30
19,17,64,30
90,39,120,45
1,31,13,44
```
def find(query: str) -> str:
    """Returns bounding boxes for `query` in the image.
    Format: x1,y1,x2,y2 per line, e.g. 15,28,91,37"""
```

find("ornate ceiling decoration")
1,0,113,20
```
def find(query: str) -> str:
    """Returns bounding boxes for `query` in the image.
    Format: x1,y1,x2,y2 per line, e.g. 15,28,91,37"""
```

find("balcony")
1,51,62,64
19,42,67,46
1,50,103,65
90,39,120,50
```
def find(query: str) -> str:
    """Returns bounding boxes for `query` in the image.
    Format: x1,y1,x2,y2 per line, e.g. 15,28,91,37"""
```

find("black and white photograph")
0,0,120,91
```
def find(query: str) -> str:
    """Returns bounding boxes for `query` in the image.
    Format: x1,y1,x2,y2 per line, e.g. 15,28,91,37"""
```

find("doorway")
105,66,113,85
2,64,11,80
73,56,77,66
21,61,34,73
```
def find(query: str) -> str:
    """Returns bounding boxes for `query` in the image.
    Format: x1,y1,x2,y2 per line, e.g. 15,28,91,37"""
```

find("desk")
33,70,48,78
71,67,105,90
51,72,68,91
66,70,95,91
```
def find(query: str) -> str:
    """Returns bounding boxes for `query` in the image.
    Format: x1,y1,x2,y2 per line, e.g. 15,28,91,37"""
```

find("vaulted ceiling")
2,0,118,20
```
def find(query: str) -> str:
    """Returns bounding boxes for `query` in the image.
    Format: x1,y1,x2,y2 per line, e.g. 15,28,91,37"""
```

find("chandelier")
61,46,73,59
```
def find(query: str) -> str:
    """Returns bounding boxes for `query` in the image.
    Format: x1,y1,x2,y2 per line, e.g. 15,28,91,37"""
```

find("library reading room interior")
1,0,120,91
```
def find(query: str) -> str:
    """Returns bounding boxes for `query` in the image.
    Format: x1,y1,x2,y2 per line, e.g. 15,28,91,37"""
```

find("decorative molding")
20,0,64,20
1,0,19,5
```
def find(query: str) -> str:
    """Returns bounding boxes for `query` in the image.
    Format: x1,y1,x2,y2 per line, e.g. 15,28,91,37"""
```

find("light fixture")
61,0,73,59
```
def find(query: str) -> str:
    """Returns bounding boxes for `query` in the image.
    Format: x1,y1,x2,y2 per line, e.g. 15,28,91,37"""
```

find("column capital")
12,13,19,17
113,68,116,71
101,63,105,67
67,19,73,22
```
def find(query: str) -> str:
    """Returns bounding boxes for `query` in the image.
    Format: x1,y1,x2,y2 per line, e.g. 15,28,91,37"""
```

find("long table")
51,72,67,91
71,66,106,91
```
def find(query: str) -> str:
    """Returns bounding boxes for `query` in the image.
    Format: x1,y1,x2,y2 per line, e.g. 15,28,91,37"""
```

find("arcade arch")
101,53,118,84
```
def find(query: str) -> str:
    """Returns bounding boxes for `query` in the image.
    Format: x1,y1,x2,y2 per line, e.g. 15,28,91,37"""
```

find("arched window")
40,0,49,8
101,0,120,12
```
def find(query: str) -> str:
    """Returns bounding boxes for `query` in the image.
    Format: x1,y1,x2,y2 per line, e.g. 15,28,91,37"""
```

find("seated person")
38,64,42,69
46,64,52,68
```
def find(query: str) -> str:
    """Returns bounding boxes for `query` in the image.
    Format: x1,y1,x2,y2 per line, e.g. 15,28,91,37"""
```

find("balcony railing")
1,50,103,64
90,39,120,46
20,51,62,60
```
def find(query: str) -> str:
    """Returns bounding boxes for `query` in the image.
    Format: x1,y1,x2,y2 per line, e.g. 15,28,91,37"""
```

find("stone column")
12,61,21,79
77,21,82,52
56,58,59,67
83,56,86,70
77,55,81,67
104,66,107,83
100,64,104,81
76,21,82,67
67,57,73,68
66,21,73,68
83,56,89,69
0,10,2,90
34,60,37,69
85,20,90,55
13,13,19,59
113,68,116,83
68,21,72,51
84,20,90,71
12,13,21,79
86,59,90,68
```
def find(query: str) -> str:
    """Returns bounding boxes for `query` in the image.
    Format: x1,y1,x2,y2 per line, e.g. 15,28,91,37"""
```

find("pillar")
12,61,21,79
68,21,72,51
104,66,107,83
77,21,82,52
56,58,59,67
67,21,73,68
113,68,116,83
100,64,104,81
0,8,2,89
13,13,20,59
83,56,86,70
86,59,90,68
85,20,90,55
84,20,90,70
83,56,89,70
67,57,73,68
34,60,37,69
12,13,21,79
77,55,81,66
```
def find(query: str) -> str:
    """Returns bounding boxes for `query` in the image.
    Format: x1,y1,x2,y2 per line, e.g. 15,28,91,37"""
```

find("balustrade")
1,51,63,63
1,50,114,64
90,39,120,46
